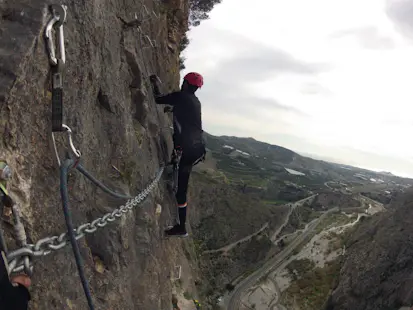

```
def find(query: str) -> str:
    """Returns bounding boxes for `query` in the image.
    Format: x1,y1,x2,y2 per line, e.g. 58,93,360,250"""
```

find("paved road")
227,207,339,310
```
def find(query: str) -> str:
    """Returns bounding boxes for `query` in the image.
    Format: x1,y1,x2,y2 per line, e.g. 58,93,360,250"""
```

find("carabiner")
62,125,81,159
52,125,81,167
45,4,67,66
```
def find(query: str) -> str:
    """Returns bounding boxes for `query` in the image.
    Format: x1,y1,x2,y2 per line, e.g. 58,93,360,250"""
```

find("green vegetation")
286,258,316,280
360,191,391,204
197,234,275,301
189,0,222,26
281,259,342,310
326,230,352,254
263,199,289,205
311,192,361,211
204,134,295,164
279,205,322,237
178,35,189,70
191,172,273,249
326,235,343,255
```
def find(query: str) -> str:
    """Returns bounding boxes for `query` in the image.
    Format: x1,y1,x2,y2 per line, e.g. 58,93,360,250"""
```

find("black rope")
0,188,9,254
75,164,133,199
60,159,95,310
0,223,7,254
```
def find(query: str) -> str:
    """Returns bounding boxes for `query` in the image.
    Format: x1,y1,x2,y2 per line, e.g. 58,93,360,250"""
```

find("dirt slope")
325,190,413,310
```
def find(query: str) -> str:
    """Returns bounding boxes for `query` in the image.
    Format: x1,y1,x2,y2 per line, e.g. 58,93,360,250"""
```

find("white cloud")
182,0,413,177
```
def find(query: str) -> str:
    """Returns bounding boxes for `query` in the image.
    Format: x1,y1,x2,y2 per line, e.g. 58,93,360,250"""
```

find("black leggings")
175,144,205,205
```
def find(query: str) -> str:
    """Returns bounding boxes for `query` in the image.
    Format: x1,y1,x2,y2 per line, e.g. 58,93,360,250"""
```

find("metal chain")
7,166,164,274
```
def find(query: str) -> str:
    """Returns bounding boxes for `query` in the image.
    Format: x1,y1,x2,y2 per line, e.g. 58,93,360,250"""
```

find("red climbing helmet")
183,72,204,88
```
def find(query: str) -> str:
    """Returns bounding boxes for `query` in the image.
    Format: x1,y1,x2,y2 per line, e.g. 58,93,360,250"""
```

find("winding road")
204,195,317,256
203,223,269,255
227,207,339,310
270,195,317,242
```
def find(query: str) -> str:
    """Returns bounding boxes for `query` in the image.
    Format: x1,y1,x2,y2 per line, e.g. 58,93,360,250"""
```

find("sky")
182,0,413,178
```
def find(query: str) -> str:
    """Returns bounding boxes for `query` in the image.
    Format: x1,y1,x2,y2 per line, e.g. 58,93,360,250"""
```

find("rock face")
325,190,413,310
0,0,189,309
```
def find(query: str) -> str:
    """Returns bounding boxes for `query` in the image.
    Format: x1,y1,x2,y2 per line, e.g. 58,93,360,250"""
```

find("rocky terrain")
325,190,413,310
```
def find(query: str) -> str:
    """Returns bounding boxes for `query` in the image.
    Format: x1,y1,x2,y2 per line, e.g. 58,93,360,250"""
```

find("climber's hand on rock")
11,274,31,288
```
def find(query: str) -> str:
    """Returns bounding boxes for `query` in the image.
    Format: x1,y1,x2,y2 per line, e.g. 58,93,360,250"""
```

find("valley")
181,134,412,309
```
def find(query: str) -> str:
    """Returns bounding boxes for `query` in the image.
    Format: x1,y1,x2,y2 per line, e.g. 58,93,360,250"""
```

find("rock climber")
149,72,206,237
0,251,31,310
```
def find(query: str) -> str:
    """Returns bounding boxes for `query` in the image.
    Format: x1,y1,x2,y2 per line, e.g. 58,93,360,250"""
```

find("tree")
179,35,189,70
180,34,190,52
179,56,186,70
189,0,222,26
180,0,222,69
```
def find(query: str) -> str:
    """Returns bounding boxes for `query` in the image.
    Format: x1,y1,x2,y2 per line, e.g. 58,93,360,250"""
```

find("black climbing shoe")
164,225,188,238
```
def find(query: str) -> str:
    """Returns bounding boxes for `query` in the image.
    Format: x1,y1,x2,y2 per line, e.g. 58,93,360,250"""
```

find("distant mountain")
297,151,348,165
203,132,413,186
204,133,297,164
377,171,394,176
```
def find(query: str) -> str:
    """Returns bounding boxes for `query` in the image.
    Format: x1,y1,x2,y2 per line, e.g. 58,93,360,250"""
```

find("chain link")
7,167,164,274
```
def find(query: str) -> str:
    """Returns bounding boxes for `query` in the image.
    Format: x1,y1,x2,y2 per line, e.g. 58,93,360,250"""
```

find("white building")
228,149,251,158
222,145,234,150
